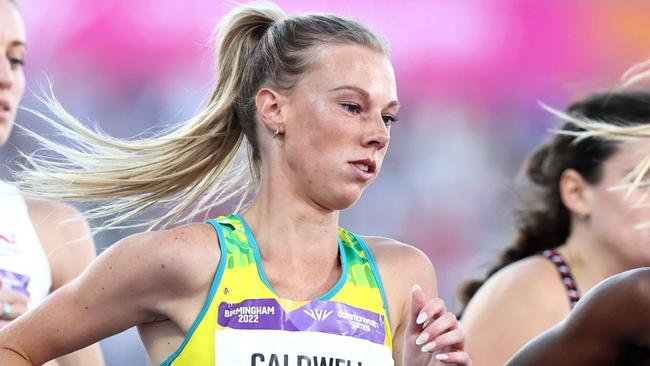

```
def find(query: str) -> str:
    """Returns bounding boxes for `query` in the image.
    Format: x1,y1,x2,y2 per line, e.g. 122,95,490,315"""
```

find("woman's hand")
0,277,29,329
403,285,471,366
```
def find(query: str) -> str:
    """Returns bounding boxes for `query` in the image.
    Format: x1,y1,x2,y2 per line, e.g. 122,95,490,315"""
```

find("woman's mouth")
349,158,377,181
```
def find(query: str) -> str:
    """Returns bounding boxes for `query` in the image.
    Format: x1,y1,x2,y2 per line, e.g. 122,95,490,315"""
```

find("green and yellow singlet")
161,214,394,366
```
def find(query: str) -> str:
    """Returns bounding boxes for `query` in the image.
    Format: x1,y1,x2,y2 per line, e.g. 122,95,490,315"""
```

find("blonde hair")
14,2,387,231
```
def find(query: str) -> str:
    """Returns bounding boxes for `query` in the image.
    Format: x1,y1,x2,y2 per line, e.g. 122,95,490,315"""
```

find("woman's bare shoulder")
461,256,572,365
360,236,437,324
361,236,435,286
361,236,432,270
95,222,222,298
465,256,570,316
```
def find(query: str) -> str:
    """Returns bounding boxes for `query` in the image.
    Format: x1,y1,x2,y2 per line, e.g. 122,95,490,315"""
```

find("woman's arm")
28,200,104,366
0,224,219,365
460,257,570,366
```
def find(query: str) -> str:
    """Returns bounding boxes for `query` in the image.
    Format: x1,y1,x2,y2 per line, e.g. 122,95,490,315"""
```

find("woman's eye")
9,57,24,69
342,103,361,115
382,115,398,126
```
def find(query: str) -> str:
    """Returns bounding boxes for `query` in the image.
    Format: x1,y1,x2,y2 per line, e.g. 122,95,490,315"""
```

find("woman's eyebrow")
328,85,400,108
9,40,26,48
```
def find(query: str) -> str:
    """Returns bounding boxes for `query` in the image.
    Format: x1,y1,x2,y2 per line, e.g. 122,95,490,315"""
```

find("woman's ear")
559,168,592,218
255,87,285,137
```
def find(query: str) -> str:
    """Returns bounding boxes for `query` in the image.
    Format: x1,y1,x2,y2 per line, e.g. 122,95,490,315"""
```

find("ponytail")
14,4,286,231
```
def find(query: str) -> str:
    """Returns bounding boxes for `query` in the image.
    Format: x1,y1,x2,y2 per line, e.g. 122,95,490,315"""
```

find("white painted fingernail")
412,284,421,292
416,312,427,324
415,332,429,345
421,342,437,353
435,354,449,361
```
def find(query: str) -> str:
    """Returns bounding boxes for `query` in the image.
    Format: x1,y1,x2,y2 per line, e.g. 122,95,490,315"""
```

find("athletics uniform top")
162,214,394,366
0,180,52,308
541,249,581,309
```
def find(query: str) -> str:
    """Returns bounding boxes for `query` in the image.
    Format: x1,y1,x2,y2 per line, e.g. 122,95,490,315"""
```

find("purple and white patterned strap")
541,249,581,308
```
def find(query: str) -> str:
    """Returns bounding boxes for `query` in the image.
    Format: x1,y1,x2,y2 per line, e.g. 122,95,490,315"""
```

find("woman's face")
278,44,399,211
0,0,26,146
587,140,650,267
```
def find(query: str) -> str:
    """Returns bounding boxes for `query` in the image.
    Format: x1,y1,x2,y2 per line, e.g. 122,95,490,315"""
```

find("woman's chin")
324,190,364,211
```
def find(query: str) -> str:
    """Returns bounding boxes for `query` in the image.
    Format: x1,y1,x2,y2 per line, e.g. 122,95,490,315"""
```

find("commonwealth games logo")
303,309,333,322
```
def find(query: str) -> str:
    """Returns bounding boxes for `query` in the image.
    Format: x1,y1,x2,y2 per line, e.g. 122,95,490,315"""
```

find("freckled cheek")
304,123,349,155
289,138,336,179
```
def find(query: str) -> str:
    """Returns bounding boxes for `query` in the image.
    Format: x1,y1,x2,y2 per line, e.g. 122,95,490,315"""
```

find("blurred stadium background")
2,1,650,364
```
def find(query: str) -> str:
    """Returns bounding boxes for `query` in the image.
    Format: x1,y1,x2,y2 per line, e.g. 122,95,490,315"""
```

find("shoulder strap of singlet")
541,249,581,309
338,228,391,323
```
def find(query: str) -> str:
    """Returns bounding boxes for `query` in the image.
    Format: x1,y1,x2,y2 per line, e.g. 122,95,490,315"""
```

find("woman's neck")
241,180,343,300
242,179,340,267
558,225,630,294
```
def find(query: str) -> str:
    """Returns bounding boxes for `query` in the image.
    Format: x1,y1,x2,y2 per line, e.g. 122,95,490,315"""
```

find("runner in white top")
0,180,52,308
0,1,104,364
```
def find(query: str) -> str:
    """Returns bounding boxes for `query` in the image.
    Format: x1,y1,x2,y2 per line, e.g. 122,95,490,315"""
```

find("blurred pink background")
3,1,650,364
